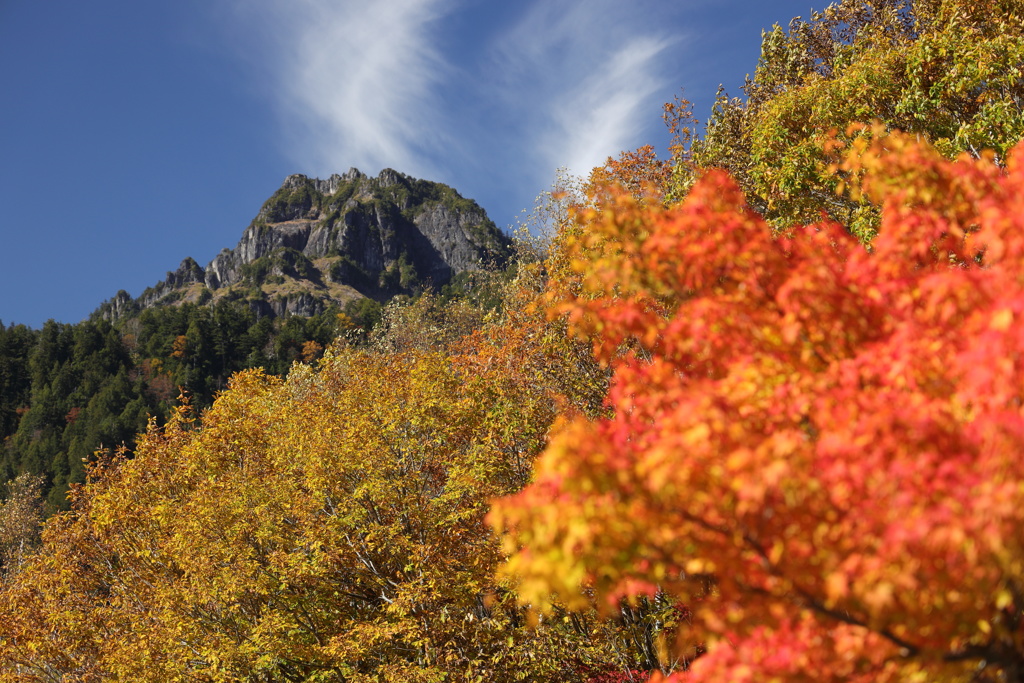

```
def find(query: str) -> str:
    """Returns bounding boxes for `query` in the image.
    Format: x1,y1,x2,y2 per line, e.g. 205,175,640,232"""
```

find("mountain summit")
97,168,511,321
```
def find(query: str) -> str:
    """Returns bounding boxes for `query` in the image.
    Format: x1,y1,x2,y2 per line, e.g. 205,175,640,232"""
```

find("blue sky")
1,0,817,329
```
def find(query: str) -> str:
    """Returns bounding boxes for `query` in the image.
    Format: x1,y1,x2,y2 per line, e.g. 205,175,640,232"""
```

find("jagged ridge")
97,168,511,321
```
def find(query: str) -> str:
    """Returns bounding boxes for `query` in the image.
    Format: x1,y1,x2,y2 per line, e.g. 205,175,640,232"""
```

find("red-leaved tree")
490,130,1024,681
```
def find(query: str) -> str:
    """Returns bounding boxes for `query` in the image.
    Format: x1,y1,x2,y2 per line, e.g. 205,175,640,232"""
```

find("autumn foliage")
490,131,1024,681
7,129,1024,679
3,2,1024,678
679,0,1024,238
0,258,632,681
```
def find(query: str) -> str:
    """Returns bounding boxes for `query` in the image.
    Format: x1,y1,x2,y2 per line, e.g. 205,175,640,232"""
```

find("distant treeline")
0,298,379,510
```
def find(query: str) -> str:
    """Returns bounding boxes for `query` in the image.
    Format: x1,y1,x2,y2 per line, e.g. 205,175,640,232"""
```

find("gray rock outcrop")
96,168,510,322
201,169,508,293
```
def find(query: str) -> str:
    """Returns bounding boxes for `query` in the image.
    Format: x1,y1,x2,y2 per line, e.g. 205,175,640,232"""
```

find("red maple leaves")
491,131,1024,681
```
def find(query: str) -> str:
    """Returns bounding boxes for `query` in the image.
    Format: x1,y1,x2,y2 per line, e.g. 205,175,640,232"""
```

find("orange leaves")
838,122,1007,265
170,333,188,359
685,612,909,683
492,134,1024,680
586,145,672,205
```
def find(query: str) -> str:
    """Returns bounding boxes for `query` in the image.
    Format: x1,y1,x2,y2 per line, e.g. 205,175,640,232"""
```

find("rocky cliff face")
96,168,511,321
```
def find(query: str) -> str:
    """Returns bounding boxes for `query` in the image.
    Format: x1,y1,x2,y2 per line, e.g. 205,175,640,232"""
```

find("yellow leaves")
170,333,188,359
990,308,1014,331
685,558,716,575
1,341,593,680
682,423,711,447
0,287,632,681
823,572,851,607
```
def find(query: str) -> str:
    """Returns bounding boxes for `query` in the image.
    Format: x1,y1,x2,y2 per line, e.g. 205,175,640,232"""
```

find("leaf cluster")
676,0,1024,239
0,278,623,680
492,132,1024,681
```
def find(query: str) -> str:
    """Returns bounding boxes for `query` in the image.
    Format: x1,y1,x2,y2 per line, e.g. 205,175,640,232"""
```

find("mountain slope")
2,169,510,509
97,168,511,321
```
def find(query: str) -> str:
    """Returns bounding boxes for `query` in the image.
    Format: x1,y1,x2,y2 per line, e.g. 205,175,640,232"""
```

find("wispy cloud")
218,0,684,225
487,0,678,181
551,36,673,177
226,0,454,179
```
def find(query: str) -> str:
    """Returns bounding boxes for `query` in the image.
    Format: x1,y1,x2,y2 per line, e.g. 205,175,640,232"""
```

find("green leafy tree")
677,0,1024,239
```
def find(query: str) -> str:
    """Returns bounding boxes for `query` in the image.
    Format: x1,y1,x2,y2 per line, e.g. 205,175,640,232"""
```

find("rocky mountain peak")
95,170,511,323
281,172,359,197
376,168,405,188
341,167,364,182
166,257,205,289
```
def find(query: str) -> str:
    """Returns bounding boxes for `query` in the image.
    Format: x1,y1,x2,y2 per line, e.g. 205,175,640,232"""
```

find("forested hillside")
0,168,509,510
2,0,1024,680
0,299,360,510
